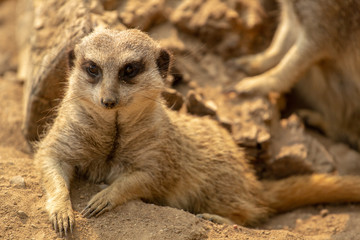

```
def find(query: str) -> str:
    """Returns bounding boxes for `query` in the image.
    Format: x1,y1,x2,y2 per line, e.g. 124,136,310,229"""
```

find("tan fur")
231,0,360,149
35,28,360,237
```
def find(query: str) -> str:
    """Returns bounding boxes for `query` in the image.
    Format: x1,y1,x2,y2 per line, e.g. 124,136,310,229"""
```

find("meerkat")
230,0,360,149
35,28,360,237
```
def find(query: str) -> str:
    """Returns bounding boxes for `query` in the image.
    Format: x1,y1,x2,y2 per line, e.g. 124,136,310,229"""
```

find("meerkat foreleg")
81,171,156,218
41,157,75,237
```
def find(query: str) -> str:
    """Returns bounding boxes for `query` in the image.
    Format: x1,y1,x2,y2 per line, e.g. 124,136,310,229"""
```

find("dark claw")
81,204,90,214
58,217,64,237
82,201,110,218
51,214,75,238
70,218,74,234
59,227,63,238
95,204,109,217
53,218,58,233
81,205,94,218
64,218,69,236
81,205,90,216
88,207,98,218
89,203,109,218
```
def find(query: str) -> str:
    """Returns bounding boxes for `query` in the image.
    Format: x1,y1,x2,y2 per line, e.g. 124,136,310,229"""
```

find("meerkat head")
67,28,171,111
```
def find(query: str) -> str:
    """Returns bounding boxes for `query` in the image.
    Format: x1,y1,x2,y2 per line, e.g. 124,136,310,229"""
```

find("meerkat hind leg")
230,2,297,75
234,33,325,95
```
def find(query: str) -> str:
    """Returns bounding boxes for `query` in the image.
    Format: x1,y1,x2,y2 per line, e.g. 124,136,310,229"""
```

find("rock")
162,88,184,111
217,95,272,170
225,96,272,148
320,209,329,217
118,0,166,31
170,0,276,58
216,116,232,133
91,10,126,30
186,90,217,117
102,0,120,11
17,210,29,219
264,114,335,179
10,175,26,188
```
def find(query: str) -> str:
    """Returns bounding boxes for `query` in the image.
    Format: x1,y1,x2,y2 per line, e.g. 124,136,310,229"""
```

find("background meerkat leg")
82,171,156,218
41,158,75,237
234,33,325,95
230,1,298,75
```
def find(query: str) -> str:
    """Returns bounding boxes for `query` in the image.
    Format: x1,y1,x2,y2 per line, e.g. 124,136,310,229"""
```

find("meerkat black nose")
101,98,118,109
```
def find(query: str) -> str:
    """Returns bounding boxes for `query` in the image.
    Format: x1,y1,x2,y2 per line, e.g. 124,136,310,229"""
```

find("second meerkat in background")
231,0,360,150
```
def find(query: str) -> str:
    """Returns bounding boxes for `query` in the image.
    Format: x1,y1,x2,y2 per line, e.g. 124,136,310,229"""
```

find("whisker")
60,94,88,106
36,93,88,122
137,92,164,106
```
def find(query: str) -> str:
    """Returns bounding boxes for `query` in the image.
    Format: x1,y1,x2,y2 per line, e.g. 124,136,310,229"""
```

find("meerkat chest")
68,115,123,182
77,128,160,183
71,107,169,183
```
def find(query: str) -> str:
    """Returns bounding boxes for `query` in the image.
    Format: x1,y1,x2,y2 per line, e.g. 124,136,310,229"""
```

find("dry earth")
2,0,360,239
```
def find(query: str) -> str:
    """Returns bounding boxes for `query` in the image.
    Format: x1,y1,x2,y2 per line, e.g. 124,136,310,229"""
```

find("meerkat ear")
156,49,171,79
68,49,75,69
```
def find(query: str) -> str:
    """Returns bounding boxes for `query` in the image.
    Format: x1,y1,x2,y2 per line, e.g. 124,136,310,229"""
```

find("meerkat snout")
100,97,118,109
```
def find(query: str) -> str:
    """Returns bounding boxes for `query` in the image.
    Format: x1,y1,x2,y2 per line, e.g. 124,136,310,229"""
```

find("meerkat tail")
262,174,360,213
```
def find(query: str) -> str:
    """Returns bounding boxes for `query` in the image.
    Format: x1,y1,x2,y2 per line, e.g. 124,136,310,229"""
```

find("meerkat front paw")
81,187,115,218
47,201,75,237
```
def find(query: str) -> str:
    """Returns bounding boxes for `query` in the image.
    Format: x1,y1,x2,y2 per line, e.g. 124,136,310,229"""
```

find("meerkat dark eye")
120,61,144,83
86,62,100,78
124,63,138,78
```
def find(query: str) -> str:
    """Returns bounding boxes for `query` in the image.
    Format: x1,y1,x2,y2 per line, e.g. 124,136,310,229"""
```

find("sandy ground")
2,0,360,239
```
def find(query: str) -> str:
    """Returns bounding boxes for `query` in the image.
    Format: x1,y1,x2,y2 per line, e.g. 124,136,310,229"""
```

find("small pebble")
320,209,329,217
10,176,26,188
295,218,303,225
17,210,29,219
